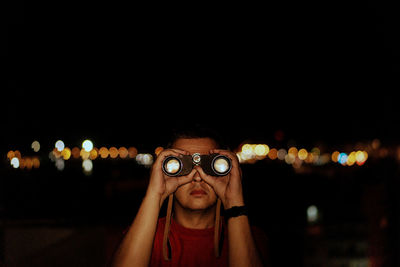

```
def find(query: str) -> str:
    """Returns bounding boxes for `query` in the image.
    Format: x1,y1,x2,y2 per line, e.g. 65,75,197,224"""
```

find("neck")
173,202,216,229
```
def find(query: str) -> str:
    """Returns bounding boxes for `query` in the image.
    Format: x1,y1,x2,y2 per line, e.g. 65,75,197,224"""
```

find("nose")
193,169,202,182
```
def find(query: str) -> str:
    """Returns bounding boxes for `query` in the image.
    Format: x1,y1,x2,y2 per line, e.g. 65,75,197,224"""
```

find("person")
110,126,268,267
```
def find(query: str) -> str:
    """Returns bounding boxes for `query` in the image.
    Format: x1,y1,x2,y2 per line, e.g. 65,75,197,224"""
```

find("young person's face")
172,137,219,211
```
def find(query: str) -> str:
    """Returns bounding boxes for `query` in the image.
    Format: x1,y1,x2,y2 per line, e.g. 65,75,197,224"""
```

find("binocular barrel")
162,153,232,177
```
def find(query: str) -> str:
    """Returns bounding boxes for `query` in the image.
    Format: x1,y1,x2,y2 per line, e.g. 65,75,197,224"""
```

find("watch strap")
224,205,248,220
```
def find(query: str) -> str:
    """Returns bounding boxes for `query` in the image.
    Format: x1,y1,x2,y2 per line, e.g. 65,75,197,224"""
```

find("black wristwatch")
224,205,248,220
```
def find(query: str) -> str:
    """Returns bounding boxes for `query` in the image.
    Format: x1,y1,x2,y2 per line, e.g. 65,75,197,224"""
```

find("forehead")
172,138,218,155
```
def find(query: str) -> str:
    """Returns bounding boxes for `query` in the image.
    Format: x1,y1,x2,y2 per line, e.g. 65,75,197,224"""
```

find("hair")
165,122,228,149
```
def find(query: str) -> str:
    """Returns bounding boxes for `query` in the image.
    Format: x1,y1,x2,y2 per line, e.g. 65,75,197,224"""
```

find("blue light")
338,153,348,165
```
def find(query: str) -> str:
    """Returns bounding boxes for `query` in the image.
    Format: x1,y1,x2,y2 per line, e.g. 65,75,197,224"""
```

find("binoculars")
162,153,232,177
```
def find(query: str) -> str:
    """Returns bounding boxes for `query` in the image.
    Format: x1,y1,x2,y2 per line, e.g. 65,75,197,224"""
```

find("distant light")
109,147,119,158
99,147,109,158
331,151,340,162
82,159,93,173
82,139,93,152
284,154,295,164
338,153,348,165
7,151,15,160
136,153,153,166
254,144,269,156
298,148,308,160
307,205,319,223
143,154,153,166
61,147,71,160
119,147,128,158
277,148,287,160
288,147,298,157
55,140,65,152
356,151,368,166
11,157,20,168
347,152,356,166
55,158,65,171
128,147,138,158
268,148,278,160
241,144,254,157
31,141,40,152
89,148,98,160
32,157,40,168
71,147,81,159
155,146,164,156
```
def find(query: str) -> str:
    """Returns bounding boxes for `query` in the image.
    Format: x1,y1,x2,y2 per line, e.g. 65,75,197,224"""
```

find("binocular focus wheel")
162,156,182,176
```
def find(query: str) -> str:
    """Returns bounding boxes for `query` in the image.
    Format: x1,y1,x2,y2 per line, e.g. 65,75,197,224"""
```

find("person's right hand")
146,149,196,207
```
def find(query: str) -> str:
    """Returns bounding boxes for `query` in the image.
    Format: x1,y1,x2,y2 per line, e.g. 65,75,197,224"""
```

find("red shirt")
150,217,229,267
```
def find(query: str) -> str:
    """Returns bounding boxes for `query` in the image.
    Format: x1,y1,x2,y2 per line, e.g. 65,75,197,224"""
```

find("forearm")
111,192,162,267
227,215,263,267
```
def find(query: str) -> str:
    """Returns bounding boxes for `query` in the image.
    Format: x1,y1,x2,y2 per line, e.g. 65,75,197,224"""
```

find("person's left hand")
195,149,245,209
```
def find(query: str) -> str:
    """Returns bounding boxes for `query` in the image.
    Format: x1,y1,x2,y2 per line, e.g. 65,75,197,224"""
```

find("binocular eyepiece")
162,153,232,177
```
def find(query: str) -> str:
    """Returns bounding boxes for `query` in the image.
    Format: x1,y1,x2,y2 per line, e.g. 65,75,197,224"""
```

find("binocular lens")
163,157,181,175
212,156,231,175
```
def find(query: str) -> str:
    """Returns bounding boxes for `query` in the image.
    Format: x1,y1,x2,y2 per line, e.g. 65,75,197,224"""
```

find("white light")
11,157,20,168
307,205,319,223
55,140,65,152
31,140,41,152
82,139,93,152
82,159,93,173
55,158,65,171
136,153,153,166
142,154,153,166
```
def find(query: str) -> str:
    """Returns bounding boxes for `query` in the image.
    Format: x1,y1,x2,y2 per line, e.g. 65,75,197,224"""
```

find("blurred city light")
307,205,319,223
82,139,94,152
10,157,20,168
82,159,93,174
31,140,40,152
55,140,65,152
3,136,388,173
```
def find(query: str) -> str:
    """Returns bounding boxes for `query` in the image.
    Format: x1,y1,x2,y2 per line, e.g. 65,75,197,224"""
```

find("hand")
195,149,244,209
147,148,196,207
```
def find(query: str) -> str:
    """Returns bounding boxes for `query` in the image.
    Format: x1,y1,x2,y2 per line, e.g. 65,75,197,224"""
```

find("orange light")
331,151,340,162
119,147,128,158
71,147,81,159
128,147,138,158
99,147,109,158
7,151,15,160
32,157,40,168
89,148,98,160
61,147,71,160
155,146,164,156
268,148,278,160
298,149,308,160
109,147,119,158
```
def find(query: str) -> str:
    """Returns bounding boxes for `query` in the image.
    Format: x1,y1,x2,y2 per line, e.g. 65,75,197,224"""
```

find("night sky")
3,1,399,151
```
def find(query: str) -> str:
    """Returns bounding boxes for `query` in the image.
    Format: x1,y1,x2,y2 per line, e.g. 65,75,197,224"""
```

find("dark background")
1,1,400,266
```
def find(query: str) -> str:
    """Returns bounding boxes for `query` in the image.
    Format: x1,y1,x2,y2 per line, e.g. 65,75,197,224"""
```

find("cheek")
174,183,191,199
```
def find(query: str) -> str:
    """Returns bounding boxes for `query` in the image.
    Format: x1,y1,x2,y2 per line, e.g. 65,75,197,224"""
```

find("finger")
156,149,188,163
176,168,197,186
194,166,217,187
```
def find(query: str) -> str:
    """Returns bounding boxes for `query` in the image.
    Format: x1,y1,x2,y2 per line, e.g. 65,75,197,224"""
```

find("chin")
182,198,217,211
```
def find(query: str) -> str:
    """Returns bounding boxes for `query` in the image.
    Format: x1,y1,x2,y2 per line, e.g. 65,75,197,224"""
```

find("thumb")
176,168,197,186
194,166,217,188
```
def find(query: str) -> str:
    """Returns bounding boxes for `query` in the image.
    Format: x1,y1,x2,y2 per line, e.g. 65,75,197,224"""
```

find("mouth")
190,189,207,196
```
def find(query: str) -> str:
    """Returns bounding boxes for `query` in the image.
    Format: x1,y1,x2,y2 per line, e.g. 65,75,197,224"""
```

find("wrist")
224,205,248,220
223,198,245,210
